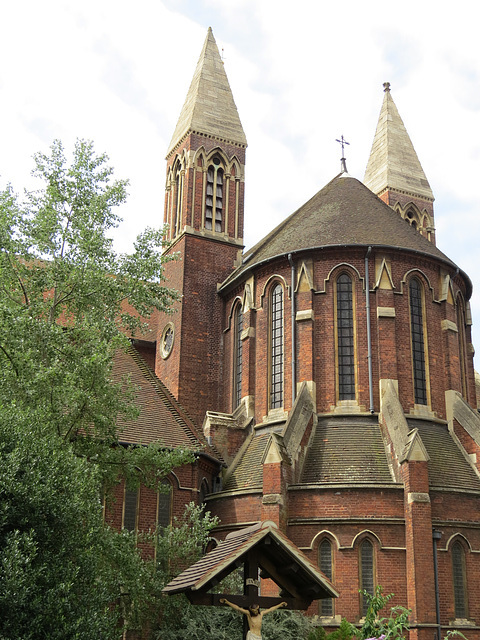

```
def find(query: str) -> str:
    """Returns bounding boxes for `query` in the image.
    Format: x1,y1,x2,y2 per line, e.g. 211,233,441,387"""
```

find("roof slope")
221,174,455,289
364,84,434,201
163,521,338,601
301,416,396,484
167,27,247,156
408,419,480,492
223,432,270,491
113,346,221,458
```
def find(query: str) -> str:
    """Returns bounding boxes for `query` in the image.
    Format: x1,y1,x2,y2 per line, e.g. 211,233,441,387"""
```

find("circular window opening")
213,155,221,166
161,323,175,359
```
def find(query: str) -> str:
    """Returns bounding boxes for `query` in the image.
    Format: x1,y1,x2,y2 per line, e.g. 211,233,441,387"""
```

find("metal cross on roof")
336,135,350,173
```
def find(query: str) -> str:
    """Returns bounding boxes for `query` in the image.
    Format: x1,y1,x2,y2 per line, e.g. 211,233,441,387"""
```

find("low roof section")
113,344,222,461
163,521,339,609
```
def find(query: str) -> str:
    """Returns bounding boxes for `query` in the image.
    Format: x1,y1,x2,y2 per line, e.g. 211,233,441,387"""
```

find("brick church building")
111,28,480,640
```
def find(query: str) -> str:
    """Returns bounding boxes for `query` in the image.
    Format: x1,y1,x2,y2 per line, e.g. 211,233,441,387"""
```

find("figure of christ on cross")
220,598,288,639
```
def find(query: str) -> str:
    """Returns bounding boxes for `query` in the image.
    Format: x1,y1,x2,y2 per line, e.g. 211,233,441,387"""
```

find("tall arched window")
359,539,375,617
173,164,183,237
452,542,468,619
157,479,172,531
456,299,468,399
409,278,428,405
319,539,334,616
336,273,355,400
270,283,284,409
123,484,139,532
234,303,243,409
205,156,224,232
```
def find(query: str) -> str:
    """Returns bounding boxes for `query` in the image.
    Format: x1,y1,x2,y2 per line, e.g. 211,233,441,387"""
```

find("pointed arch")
199,478,210,505
157,478,172,530
205,150,227,232
451,538,469,619
318,537,335,616
358,537,376,616
233,300,244,409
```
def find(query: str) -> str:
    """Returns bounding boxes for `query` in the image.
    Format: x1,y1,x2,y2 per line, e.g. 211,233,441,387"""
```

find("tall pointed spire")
167,27,247,157
364,83,435,243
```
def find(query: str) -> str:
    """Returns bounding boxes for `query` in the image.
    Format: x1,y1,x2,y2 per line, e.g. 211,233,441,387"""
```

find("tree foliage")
0,140,193,639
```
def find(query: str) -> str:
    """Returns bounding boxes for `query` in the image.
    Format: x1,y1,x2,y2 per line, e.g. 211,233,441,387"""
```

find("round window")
161,323,175,359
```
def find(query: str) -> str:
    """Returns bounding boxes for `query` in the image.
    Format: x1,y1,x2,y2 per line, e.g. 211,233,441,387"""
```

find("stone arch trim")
444,533,473,553
316,262,365,294
397,268,436,302
309,530,341,551
351,529,383,549
225,296,243,332
259,274,289,308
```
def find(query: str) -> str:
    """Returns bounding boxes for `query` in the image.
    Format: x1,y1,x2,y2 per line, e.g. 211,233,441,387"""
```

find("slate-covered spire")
167,27,247,157
364,83,435,243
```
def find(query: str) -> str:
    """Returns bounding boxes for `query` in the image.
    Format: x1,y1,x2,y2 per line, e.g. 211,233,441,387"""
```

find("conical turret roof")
167,28,247,156
220,174,458,291
363,83,434,201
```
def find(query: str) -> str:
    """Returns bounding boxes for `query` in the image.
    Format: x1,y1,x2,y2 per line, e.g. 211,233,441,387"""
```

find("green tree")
0,139,193,639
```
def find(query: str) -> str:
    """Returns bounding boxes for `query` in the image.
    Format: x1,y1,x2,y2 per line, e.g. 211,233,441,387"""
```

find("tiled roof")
163,521,338,600
113,346,221,458
223,433,271,491
408,419,480,492
301,415,395,484
220,174,460,291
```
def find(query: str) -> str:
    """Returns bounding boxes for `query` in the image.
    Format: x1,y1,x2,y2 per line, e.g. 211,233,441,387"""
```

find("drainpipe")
433,529,442,640
288,253,296,404
364,247,374,413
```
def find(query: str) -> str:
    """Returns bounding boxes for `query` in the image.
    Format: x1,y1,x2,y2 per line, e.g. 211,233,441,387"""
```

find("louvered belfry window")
319,539,334,616
360,539,374,617
452,542,468,619
205,156,224,232
270,284,284,409
337,273,355,400
234,304,243,408
409,278,428,405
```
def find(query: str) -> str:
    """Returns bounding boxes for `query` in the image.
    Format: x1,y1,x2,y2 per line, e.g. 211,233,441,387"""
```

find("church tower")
364,83,436,243
156,28,247,427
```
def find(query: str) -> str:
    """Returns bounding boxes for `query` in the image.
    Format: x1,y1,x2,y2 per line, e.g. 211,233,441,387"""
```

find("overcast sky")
1,0,479,362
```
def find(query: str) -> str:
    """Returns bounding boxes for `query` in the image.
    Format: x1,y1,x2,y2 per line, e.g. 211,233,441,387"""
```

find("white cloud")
1,0,479,364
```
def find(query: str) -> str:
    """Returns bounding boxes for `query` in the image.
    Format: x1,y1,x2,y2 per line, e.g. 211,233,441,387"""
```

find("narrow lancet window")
336,273,355,400
409,278,427,405
319,539,334,616
452,542,468,619
234,304,243,408
270,284,284,409
360,539,375,617
157,480,172,531
457,300,468,399
123,486,139,532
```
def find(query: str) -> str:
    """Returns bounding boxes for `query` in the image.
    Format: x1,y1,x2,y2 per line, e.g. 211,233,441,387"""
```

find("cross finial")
336,135,350,173
383,82,391,92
